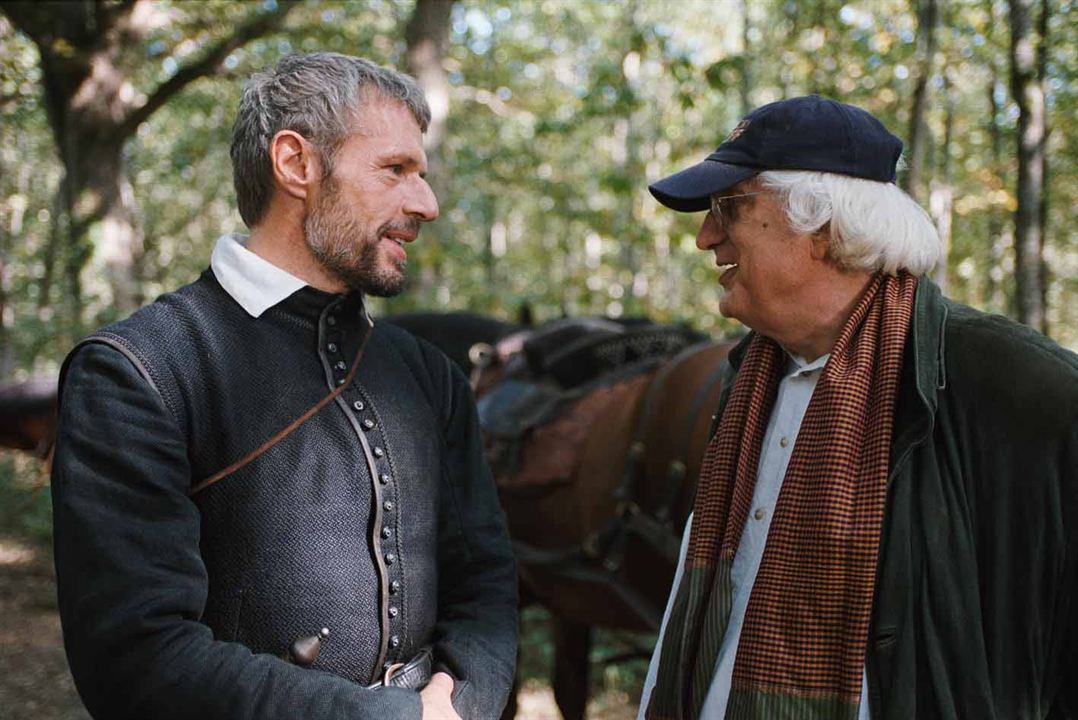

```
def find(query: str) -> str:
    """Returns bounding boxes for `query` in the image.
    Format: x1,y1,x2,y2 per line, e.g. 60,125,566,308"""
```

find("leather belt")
367,647,432,690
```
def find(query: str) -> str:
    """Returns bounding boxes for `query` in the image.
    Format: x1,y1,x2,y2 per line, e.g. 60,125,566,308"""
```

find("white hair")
756,170,943,276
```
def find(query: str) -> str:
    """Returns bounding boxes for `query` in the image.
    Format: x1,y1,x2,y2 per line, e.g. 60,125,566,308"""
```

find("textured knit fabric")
52,268,518,720
647,272,917,720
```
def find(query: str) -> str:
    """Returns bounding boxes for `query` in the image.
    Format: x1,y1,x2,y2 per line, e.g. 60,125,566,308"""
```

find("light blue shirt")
638,353,872,719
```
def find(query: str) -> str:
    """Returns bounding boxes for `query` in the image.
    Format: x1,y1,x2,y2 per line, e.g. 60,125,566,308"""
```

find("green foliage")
1,0,1076,386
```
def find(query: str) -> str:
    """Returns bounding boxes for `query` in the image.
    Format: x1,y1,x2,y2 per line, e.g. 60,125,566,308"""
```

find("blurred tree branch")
122,3,298,135
0,0,296,326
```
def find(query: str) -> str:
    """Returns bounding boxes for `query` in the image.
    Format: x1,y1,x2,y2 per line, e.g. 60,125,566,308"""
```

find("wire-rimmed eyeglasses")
709,191,767,231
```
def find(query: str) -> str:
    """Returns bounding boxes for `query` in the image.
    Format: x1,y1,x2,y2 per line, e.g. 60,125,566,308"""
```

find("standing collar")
906,276,948,410
210,233,308,318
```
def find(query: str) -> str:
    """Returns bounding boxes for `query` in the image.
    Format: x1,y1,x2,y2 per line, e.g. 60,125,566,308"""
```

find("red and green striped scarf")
647,272,917,720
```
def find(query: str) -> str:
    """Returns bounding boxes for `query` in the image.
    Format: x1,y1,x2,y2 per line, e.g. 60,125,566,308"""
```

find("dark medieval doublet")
52,270,517,719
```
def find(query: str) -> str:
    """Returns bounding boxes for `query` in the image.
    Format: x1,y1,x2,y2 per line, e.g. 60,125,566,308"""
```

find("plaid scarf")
647,272,917,720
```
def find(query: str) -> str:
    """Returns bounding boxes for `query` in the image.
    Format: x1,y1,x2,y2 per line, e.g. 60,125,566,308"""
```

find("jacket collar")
905,276,948,413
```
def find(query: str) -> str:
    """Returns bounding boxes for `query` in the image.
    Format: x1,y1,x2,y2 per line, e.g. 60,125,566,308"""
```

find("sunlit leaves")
1,0,1076,378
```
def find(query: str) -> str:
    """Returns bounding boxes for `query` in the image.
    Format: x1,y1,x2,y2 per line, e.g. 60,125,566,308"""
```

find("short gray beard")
303,179,412,297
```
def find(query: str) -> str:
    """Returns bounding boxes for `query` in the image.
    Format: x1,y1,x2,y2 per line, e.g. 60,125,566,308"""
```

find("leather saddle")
477,318,706,491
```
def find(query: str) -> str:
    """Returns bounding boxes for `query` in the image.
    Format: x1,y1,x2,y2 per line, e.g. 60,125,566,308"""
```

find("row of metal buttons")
324,324,405,664
323,310,405,668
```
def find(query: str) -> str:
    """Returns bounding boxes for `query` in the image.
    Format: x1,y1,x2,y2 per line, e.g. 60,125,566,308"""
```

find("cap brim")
648,160,759,212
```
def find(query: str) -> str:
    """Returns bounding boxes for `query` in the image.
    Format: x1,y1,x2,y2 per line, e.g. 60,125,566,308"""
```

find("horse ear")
517,302,534,327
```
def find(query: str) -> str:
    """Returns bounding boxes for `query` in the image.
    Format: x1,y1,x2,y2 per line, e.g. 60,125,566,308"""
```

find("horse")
381,310,521,375
467,315,737,719
0,376,58,460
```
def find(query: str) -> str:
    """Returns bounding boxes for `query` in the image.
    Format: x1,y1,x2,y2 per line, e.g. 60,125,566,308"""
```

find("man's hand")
420,671,461,720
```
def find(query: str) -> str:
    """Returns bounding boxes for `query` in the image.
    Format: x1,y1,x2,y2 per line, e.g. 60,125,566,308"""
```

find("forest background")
0,0,1074,718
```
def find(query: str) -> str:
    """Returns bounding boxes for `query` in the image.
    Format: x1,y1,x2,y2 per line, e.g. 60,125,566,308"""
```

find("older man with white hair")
639,96,1078,720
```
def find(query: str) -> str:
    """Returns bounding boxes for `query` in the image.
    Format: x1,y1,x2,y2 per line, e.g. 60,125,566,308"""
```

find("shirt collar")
210,233,308,318
787,351,830,377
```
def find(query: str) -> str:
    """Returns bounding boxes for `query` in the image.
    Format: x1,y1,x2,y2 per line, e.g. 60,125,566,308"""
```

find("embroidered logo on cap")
725,119,751,143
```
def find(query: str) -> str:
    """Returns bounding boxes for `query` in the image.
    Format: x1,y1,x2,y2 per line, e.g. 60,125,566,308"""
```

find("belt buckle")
382,661,405,686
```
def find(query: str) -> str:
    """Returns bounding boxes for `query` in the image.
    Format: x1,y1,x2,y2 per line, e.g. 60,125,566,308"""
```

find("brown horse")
471,318,736,719
0,376,58,459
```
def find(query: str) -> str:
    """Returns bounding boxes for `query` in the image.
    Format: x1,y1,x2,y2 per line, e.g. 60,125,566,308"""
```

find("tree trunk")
617,0,644,315
1007,0,1046,329
739,0,752,116
903,0,939,204
929,67,954,291
405,0,454,183
404,0,455,307
1035,0,1050,334
1,0,295,328
983,0,1008,312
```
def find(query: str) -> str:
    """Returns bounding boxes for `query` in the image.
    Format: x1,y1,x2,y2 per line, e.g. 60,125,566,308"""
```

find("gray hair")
757,170,943,276
231,52,431,228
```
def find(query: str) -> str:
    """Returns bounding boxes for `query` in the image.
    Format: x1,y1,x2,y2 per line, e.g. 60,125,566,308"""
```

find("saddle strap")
655,357,729,521
613,340,712,505
190,328,372,496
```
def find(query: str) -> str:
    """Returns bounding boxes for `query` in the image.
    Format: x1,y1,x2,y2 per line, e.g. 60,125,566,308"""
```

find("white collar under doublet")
210,233,308,318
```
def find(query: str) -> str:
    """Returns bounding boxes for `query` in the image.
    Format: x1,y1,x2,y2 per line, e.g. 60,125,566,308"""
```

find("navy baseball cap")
648,95,903,212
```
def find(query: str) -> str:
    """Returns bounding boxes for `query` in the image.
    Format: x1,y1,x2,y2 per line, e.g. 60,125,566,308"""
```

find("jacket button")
327,316,337,326
353,400,364,411
363,419,375,430
390,635,400,648
373,447,384,458
385,553,396,565
336,378,345,386
390,580,401,594
382,527,392,539
379,473,390,484
335,361,346,371
327,343,338,353
388,606,399,618
383,501,394,511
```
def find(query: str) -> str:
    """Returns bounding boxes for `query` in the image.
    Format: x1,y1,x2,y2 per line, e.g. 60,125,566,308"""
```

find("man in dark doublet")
51,53,517,720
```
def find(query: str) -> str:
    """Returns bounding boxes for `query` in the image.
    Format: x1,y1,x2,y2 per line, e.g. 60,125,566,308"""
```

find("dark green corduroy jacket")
717,279,1078,720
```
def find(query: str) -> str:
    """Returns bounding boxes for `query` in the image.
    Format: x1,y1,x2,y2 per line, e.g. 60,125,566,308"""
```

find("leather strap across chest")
190,327,371,496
